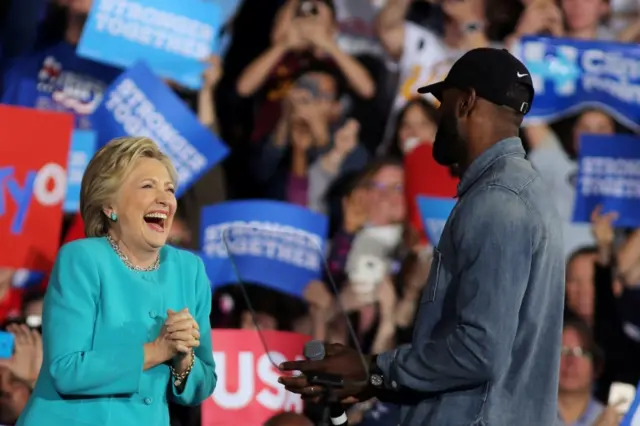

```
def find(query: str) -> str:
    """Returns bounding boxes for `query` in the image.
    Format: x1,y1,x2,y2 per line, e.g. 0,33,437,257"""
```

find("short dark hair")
567,246,598,266
294,61,347,100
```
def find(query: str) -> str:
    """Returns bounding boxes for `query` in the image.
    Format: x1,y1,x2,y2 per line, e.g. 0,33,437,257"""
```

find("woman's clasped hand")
154,308,201,359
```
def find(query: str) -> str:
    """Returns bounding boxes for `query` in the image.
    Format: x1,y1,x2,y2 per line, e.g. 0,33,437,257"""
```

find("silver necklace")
106,235,160,272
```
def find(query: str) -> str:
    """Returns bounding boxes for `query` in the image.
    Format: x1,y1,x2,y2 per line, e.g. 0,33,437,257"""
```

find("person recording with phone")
16,137,217,426
237,0,375,142
253,64,369,208
0,301,44,425
279,48,565,426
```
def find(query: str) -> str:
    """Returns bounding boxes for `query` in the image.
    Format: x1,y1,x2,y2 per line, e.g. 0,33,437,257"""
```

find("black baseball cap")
417,48,535,115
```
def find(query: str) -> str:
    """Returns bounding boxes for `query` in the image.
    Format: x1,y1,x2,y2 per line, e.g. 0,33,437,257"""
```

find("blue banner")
3,41,120,129
573,134,640,227
519,36,640,131
90,62,228,197
11,269,46,289
417,196,456,247
64,130,97,212
200,200,329,298
215,0,243,23
77,0,223,89
621,383,640,426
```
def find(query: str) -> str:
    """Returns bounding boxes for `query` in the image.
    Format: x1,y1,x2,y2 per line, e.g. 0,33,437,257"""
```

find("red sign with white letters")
201,329,311,426
0,106,74,271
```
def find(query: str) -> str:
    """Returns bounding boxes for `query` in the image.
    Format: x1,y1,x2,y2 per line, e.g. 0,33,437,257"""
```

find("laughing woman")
17,137,217,426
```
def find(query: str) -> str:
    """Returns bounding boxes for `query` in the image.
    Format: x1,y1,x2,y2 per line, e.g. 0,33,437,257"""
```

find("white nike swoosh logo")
517,72,529,78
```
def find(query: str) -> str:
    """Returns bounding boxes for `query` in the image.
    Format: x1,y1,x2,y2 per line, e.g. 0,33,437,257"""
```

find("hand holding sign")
202,56,223,90
590,205,618,248
0,324,42,387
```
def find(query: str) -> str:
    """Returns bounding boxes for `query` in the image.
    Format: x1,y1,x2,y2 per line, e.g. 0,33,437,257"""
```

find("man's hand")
0,324,42,387
278,343,371,401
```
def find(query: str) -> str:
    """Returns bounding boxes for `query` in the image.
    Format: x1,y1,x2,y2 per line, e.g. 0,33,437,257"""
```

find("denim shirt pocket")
420,248,442,303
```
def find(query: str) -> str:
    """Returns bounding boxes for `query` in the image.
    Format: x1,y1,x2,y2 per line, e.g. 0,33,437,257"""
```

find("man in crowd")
279,48,565,426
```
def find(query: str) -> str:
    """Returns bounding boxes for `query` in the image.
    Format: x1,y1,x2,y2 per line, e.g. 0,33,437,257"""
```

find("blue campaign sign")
519,36,640,131
11,269,46,289
200,200,329,298
573,134,640,227
64,130,97,212
620,382,640,426
417,196,457,247
215,0,243,23
90,62,229,197
77,0,223,89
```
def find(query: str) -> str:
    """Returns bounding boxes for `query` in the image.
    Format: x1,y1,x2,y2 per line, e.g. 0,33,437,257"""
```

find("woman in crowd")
16,137,216,426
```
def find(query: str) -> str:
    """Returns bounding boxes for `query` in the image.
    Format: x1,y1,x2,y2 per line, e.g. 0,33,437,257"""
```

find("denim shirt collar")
457,136,525,197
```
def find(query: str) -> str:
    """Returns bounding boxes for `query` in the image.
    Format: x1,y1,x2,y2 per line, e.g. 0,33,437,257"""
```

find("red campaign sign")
404,142,459,244
202,329,311,426
0,105,74,272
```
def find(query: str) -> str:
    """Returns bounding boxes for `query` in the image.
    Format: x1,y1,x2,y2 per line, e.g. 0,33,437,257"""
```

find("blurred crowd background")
1,0,640,425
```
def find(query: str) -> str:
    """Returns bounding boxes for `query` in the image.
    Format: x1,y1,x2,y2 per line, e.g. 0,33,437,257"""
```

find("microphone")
304,340,348,426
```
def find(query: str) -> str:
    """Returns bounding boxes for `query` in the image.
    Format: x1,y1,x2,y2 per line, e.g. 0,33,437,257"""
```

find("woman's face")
561,0,608,33
398,104,437,152
572,110,615,153
107,157,177,252
366,165,406,226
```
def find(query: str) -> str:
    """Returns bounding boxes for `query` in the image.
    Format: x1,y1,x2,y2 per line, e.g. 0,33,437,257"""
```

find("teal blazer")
17,237,217,426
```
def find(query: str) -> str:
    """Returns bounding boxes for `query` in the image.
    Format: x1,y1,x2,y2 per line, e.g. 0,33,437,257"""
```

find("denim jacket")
376,137,565,426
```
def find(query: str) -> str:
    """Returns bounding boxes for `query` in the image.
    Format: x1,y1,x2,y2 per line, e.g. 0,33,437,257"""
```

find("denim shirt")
376,137,565,426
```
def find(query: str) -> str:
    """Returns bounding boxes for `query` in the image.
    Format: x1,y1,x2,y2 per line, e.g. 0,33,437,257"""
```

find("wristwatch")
368,355,384,387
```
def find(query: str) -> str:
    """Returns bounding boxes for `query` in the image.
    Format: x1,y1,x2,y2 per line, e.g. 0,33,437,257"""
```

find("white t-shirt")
380,22,458,148
334,0,386,58
394,22,456,110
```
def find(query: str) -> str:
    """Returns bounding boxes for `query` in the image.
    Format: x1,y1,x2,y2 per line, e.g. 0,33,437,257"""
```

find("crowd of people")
1,0,640,425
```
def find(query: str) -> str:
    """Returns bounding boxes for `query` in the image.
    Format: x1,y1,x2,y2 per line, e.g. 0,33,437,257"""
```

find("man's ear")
459,88,477,117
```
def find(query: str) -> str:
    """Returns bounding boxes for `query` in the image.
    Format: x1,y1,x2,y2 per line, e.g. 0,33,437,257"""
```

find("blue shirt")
1,41,120,129
376,137,566,425
17,237,217,426
558,398,604,426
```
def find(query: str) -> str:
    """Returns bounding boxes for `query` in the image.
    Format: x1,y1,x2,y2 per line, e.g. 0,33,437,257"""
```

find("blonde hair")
80,136,178,237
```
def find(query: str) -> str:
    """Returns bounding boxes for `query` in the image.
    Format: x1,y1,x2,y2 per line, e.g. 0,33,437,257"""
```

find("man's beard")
433,112,465,166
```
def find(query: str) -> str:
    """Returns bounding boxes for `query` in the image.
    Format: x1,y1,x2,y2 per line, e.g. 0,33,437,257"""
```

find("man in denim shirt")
280,48,565,426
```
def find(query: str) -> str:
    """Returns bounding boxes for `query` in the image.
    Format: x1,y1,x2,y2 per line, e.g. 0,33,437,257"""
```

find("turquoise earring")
110,212,118,222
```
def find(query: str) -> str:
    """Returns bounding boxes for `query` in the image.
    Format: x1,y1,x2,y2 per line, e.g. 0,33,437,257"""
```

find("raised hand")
0,324,43,387
334,119,360,157
591,205,618,248
202,55,223,90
